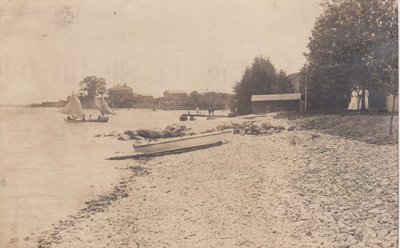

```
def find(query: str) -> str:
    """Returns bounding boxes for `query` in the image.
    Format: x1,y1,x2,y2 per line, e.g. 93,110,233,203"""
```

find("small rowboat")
133,129,232,154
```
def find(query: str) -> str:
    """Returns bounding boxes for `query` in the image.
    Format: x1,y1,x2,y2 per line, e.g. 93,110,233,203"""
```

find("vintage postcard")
0,0,398,247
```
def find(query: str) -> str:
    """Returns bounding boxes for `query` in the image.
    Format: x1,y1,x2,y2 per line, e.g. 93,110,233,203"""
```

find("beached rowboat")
133,129,232,154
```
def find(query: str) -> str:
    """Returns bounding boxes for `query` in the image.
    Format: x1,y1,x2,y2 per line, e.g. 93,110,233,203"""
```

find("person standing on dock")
196,107,199,114
208,107,212,115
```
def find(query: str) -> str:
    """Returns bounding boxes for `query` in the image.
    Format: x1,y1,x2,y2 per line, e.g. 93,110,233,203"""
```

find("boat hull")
64,117,109,123
133,129,232,154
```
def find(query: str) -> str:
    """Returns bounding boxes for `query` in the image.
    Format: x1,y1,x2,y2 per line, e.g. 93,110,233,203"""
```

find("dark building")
251,93,302,113
108,83,139,107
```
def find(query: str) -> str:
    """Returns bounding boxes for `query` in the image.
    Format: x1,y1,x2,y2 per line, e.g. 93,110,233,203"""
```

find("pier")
179,113,236,121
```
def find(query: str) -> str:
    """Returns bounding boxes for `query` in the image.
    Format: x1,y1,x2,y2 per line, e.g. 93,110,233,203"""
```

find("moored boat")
133,129,232,154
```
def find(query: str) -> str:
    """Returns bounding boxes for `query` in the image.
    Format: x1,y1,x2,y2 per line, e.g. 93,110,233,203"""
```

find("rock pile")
230,122,294,135
98,125,195,141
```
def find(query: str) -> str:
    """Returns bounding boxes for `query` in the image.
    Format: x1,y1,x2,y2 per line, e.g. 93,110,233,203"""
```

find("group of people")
193,107,216,115
348,87,369,110
208,107,215,115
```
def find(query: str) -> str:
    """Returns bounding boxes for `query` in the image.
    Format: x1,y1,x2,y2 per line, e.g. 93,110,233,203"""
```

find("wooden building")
251,93,302,113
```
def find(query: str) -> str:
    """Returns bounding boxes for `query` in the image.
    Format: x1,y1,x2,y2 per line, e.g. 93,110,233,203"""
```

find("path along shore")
24,114,398,248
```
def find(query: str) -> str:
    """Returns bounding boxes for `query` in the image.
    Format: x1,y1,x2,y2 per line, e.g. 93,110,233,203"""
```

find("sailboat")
60,92,109,123
95,96,114,116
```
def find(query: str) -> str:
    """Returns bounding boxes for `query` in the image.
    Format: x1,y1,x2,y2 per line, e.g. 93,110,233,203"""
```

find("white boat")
60,92,110,123
133,129,233,154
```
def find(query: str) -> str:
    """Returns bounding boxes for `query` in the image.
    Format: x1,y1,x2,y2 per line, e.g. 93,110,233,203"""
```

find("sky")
0,0,323,104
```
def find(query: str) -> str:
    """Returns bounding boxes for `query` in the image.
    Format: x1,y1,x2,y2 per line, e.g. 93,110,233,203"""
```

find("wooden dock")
181,113,232,118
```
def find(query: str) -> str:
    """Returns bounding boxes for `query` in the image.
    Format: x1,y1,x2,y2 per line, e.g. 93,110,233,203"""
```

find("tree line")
232,0,397,114
304,0,397,110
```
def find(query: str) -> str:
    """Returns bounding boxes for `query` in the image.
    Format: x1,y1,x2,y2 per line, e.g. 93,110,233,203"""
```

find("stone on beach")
148,130,161,139
135,129,150,139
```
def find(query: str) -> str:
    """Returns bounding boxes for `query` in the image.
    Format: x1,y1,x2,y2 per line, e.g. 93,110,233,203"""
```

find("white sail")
95,97,113,115
94,98,103,112
101,97,114,115
60,92,84,117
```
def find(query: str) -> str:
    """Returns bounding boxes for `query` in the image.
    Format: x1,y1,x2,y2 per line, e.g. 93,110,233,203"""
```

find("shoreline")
23,114,398,247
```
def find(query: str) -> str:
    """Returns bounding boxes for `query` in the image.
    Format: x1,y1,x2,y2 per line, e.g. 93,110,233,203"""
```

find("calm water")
0,107,186,246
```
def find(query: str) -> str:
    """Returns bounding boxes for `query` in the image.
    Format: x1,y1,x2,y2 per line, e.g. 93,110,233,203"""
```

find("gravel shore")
24,114,398,248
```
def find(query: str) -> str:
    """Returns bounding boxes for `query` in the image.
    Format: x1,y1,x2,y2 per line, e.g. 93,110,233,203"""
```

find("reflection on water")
0,107,184,246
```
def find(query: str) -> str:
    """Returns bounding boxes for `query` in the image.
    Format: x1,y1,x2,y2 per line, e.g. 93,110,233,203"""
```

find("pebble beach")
21,113,398,248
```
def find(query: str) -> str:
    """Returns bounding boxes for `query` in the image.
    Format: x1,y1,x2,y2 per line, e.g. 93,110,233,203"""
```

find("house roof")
109,83,133,92
251,93,301,102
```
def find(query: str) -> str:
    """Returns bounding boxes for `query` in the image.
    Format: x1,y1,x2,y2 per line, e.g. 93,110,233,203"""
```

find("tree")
233,56,292,115
79,76,107,98
368,0,398,134
305,0,398,111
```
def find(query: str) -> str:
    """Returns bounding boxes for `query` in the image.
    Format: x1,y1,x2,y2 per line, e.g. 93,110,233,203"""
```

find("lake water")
0,107,189,247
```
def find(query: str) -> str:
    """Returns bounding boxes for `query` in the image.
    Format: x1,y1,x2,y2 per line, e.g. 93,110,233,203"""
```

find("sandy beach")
22,113,398,248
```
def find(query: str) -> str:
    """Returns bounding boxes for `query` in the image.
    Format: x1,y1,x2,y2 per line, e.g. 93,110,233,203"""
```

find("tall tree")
79,76,107,98
304,0,398,110
233,56,292,114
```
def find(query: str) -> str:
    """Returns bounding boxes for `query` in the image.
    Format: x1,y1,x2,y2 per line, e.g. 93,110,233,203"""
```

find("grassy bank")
273,112,398,145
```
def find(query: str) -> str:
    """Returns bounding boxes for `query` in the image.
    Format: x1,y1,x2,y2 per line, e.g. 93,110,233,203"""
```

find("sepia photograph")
0,0,398,247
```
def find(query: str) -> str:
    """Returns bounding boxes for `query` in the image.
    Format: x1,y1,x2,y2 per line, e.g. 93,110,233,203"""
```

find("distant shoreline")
24,105,230,111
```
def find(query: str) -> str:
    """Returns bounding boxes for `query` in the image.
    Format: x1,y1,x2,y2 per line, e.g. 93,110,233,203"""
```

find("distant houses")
106,84,189,108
